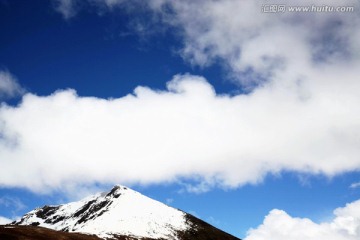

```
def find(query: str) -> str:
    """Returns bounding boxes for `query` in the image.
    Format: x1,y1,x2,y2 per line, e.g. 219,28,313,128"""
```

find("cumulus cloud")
0,72,360,193
0,216,12,225
0,71,25,100
245,199,360,240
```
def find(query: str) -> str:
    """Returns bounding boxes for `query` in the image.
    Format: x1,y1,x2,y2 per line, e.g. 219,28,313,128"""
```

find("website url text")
261,5,355,13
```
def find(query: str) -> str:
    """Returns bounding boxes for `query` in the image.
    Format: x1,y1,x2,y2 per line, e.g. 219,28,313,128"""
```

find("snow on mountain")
13,185,189,239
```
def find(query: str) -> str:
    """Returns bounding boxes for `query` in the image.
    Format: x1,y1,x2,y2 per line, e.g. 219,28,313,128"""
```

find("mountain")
11,185,240,240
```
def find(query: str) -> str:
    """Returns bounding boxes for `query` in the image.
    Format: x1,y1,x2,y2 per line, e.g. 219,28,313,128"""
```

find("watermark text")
261,4,355,13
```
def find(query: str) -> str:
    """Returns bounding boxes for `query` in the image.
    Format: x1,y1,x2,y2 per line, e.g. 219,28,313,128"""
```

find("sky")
1,0,360,239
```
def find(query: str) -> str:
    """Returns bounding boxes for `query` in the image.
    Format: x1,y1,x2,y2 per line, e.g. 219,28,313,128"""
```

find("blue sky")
1,1,360,239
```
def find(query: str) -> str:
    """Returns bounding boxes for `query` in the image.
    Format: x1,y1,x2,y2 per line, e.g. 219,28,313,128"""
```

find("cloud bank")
245,199,360,240
0,72,360,193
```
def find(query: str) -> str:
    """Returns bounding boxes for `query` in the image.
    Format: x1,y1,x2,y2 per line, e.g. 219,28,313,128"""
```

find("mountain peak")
13,185,240,240
104,185,127,198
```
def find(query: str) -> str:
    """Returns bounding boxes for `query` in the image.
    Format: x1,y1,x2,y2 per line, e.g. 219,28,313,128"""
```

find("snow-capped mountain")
12,185,240,240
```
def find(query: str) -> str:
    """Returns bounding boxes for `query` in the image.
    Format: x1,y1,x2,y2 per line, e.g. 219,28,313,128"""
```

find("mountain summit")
12,185,240,240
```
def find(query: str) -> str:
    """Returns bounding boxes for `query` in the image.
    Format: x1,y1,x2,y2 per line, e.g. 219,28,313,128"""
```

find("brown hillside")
0,225,102,240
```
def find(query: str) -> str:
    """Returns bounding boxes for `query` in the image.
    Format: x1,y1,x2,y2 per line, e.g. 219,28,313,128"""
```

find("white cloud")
0,197,26,212
0,71,24,100
52,0,360,86
350,182,360,189
0,197,26,221
0,72,360,194
245,199,360,240
145,0,360,86
52,0,78,20
0,216,12,225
